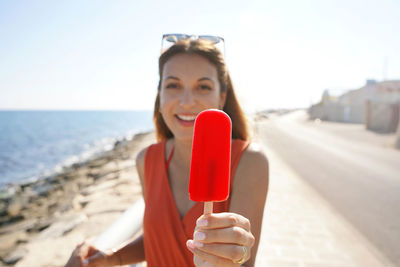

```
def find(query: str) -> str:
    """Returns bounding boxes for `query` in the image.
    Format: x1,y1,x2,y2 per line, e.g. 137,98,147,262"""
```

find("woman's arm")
114,235,145,264
79,234,145,266
65,147,149,267
186,143,269,267
229,144,269,266
92,235,145,266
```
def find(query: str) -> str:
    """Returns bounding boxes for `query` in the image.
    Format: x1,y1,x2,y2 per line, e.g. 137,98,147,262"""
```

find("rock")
71,162,83,169
16,233,29,244
118,159,134,171
0,214,24,227
21,187,40,204
87,158,109,169
114,140,122,147
7,200,22,217
87,169,101,179
18,217,54,233
35,214,87,240
77,177,94,189
0,201,6,216
102,160,118,171
99,161,119,175
114,138,128,147
32,218,54,232
0,230,29,259
72,194,89,210
31,183,54,197
102,172,119,181
57,201,73,213
88,161,119,181
64,168,86,181
0,186,19,202
19,179,36,190
3,247,28,265
0,218,37,235
65,183,79,194
0,232,21,252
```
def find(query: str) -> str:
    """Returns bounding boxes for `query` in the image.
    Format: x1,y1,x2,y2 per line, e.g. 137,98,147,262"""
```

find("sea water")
0,110,154,187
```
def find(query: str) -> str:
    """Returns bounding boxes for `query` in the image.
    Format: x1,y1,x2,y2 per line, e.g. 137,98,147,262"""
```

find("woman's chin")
173,131,194,143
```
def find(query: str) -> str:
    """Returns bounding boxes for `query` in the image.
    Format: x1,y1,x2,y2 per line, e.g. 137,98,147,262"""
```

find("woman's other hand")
186,212,255,266
64,241,116,267
64,241,95,267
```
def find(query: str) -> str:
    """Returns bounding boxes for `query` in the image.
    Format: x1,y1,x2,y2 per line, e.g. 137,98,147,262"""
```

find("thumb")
81,252,106,267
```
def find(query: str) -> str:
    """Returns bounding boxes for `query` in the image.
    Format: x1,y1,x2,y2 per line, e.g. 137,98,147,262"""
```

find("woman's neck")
172,138,192,170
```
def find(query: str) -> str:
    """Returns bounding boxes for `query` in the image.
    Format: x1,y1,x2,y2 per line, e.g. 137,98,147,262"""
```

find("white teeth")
177,115,196,121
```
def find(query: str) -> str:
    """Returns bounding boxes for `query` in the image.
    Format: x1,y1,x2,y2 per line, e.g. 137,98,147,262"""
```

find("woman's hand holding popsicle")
187,109,253,265
186,212,255,266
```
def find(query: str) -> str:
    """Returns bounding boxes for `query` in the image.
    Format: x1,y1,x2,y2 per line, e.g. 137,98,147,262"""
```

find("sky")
1,0,399,112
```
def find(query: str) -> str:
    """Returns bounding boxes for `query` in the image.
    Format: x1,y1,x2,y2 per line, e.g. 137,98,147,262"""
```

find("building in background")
309,80,400,134
365,80,400,133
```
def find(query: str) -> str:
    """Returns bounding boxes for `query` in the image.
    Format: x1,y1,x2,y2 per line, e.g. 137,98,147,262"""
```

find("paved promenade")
255,143,395,267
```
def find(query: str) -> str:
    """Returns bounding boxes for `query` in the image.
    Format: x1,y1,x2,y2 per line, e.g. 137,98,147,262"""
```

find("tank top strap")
165,146,175,171
230,139,250,187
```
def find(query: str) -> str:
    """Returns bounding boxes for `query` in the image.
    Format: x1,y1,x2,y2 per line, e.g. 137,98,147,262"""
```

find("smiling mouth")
176,114,197,121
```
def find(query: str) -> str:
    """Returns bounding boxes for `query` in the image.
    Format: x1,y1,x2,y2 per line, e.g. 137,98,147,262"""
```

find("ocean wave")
1,129,151,189
0,110,154,188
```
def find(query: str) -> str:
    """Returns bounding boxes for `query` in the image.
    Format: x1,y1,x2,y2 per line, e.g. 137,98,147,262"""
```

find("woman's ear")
219,92,227,109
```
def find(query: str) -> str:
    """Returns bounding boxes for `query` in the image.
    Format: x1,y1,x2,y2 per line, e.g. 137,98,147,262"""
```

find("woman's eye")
166,83,179,89
199,85,212,91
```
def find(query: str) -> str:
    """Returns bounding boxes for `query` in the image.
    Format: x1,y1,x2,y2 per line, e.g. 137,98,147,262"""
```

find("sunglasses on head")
161,33,226,56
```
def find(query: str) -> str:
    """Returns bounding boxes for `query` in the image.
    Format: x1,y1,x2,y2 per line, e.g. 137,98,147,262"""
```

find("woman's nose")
179,89,195,108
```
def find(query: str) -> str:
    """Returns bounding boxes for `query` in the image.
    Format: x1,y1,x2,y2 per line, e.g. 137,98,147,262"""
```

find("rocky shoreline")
0,131,156,266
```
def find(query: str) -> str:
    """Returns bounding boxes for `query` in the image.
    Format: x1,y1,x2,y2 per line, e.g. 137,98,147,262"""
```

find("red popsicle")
189,109,232,214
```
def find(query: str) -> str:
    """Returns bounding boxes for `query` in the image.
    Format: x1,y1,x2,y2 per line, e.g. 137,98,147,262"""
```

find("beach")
0,131,156,267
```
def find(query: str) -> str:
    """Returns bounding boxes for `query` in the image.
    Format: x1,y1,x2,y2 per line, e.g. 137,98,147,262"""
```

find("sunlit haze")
1,0,399,113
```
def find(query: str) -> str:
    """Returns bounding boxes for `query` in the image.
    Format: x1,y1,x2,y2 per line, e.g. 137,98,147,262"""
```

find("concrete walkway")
255,144,395,267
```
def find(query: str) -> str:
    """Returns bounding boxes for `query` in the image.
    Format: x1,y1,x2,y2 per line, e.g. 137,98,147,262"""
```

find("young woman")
66,35,269,267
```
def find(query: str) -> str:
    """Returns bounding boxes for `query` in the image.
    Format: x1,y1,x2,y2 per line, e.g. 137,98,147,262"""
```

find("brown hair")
153,38,249,141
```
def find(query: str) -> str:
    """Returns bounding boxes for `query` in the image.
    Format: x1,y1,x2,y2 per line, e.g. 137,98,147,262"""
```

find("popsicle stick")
204,201,213,215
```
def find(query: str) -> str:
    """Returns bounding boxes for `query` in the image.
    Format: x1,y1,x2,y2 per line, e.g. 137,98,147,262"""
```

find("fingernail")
194,231,206,240
187,240,195,250
193,240,204,247
197,219,208,227
82,259,89,266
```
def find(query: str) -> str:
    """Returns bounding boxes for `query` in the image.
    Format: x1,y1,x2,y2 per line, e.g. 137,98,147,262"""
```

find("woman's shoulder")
229,141,269,213
135,140,166,167
239,141,268,166
135,147,148,170
236,141,269,184
135,141,166,191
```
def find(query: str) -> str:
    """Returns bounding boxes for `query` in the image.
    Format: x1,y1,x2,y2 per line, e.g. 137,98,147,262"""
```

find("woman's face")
159,53,226,142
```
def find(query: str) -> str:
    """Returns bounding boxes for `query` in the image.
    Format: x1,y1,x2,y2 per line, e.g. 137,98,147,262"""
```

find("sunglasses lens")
164,34,190,43
164,36,176,42
199,35,221,44
176,34,190,41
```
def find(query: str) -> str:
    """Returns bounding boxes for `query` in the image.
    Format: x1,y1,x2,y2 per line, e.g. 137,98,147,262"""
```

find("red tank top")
143,139,249,267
